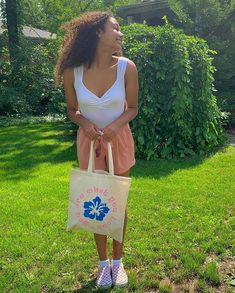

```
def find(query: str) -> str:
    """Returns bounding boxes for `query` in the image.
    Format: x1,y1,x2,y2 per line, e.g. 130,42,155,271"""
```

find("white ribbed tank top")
73,57,128,129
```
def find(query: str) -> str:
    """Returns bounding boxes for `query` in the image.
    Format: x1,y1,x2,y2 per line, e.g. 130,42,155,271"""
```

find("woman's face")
98,17,123,53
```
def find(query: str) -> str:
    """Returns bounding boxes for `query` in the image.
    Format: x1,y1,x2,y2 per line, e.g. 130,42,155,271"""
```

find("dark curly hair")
54,11,113,85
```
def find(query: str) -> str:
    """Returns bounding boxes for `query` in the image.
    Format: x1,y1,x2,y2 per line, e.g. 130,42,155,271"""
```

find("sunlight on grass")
0,122,234,292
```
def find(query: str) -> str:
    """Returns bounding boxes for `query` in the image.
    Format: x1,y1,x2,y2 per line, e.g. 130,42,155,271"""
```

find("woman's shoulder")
63,67,76,84
116,56,132,63
114,56,137,73
120,58,138,81
119,57,137,74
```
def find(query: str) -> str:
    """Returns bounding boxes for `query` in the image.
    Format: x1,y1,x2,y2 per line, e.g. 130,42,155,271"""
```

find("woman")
55,11,138,289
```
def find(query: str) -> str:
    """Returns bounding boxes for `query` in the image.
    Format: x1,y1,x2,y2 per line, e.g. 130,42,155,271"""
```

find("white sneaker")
96,265,112,289
112,263,128,287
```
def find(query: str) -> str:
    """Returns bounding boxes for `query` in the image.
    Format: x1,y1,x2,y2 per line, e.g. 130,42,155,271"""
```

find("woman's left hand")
102,123,120,142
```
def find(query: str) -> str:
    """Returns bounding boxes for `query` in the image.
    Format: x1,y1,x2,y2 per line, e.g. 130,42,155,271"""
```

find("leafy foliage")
168,0,235,109
0,40,65,115
122,22,226,159
18,0,139,32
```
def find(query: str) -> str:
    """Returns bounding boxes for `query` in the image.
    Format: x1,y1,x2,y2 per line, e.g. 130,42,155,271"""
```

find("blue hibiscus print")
83,196,110,221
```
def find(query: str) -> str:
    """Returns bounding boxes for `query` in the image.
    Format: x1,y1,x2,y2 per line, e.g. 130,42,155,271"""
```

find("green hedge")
122,23,227,159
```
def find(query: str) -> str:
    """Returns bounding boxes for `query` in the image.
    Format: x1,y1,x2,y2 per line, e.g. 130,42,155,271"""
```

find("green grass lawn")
0,121,234,293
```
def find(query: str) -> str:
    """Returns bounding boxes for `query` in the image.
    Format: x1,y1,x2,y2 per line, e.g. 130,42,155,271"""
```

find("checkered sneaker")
112,264,128,287
96,265,112,289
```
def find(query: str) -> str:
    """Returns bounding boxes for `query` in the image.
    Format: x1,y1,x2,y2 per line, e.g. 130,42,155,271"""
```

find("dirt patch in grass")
155,254,235,292
217,255,235,292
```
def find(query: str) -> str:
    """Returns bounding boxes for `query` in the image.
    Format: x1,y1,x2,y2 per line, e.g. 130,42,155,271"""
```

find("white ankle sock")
112,258,122,266
99,259,110,267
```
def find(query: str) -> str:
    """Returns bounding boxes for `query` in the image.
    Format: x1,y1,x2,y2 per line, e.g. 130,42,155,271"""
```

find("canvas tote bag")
67,140,131,243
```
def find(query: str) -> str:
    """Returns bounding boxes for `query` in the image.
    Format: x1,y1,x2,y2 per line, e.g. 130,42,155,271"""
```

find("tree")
4,0,20,68
168,0,235,92
18,0,138,32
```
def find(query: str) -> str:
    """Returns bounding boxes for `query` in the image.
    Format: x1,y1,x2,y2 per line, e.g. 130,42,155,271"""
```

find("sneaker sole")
96,284,112,289
113,282,128,288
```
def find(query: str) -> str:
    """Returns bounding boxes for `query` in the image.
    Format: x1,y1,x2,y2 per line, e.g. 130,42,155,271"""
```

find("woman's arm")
103,59,138,142
63,68,101,140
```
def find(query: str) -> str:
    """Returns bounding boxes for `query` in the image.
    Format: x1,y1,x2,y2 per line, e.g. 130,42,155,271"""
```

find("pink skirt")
77,123,135,175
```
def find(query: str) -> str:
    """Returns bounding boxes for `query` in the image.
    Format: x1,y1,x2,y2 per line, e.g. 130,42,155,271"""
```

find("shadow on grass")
131,157,205,179
130,143,229,179
74,280,107,292
73,278,125,292
0,121,229,182
42,279,113,293
0,121,78,182
41,278,118,292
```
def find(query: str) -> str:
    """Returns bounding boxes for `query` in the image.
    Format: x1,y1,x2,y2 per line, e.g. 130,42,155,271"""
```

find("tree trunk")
5,0,19,66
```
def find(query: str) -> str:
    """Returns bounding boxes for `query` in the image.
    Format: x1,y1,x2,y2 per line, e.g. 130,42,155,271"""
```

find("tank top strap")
117,57,128,80
73,66,82,85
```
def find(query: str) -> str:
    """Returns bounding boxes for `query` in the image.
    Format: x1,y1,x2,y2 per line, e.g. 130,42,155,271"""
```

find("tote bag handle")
88,140,114,176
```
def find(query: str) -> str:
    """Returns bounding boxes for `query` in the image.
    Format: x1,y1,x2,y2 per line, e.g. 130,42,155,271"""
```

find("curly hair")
54,11,113,85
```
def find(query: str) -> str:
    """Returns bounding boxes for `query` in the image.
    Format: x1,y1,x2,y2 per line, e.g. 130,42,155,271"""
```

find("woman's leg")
94,234,108,260
112,169,129,259
112,210,127,259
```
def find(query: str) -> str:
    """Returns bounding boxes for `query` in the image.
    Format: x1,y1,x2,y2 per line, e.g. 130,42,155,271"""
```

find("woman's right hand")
81,120,101,140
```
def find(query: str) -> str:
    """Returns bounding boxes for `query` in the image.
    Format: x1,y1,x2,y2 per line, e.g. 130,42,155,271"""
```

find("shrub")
0,38,65,116
122,22,226,159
